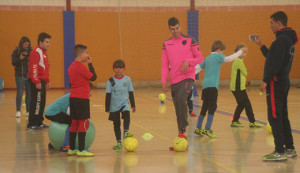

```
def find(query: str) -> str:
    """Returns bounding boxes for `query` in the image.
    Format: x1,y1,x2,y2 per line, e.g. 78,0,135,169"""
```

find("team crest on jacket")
182,40,187,45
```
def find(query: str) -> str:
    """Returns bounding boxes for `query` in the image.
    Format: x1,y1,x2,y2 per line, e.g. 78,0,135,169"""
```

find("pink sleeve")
161,43,169,84
185,40,204,66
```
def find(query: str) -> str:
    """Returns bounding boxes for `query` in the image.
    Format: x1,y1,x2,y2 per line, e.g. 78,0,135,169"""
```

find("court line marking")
132,121,238,173
166,97,300,134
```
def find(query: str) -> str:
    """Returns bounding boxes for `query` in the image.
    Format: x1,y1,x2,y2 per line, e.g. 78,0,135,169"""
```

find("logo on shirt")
123,82,128,87
167,43,174,46
182,40,187,45
289,45,295,61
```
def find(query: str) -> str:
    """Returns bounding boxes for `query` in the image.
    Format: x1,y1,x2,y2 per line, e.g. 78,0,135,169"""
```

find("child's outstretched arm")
223,50,243,63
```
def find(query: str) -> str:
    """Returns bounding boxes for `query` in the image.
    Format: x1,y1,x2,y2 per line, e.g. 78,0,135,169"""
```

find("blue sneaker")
27,125,42,130
40,124,49,129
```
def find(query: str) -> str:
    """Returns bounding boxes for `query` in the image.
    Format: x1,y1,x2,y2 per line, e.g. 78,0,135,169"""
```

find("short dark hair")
168,17,180,27
211,40,226,52
73,44,87,57
113,59,125,68
38,32,51,45
271,11,287,27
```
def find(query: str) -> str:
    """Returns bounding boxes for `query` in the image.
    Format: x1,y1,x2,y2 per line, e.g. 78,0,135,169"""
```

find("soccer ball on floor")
124,137,138,152
158,93,166,102
266,123,272,134
173,137,188,152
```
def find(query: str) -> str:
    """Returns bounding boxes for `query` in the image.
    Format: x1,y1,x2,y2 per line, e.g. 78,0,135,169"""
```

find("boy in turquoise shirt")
105,59,136,150
45,93,71,152
194,40,245,138
230,43,263,128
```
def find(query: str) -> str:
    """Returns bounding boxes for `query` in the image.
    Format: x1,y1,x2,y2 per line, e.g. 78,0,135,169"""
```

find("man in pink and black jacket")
161,17,203,141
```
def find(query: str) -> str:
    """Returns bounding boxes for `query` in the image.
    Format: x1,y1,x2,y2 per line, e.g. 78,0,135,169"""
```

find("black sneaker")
27,125,42,130
40,124,49,129
48,143,55,150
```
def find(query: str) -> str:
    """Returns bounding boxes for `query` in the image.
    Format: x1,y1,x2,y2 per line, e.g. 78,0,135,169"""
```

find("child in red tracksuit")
27,32,51,130
68,44,97,157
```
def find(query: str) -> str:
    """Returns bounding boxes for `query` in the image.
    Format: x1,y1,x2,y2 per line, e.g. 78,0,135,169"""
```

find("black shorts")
70,97,90,120
45,112,72,125
201,87,218,115
109,107,130,121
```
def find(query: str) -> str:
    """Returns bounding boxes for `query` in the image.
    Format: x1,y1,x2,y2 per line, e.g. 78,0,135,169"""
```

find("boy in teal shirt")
105,59,136,150
45,93,71,152
194,40,245,138
230,43,263,128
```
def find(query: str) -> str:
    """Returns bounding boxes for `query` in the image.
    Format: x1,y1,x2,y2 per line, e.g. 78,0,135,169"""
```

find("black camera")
21,48,29,57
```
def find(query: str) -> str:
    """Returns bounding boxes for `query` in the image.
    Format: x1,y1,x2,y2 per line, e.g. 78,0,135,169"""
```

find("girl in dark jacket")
12,36,32,118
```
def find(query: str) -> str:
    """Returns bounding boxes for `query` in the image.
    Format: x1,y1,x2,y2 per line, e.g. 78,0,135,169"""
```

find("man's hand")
87,57,92,64
132,107,136,113
46,83,50,89
180,61,189,73
254,35,263,47
162,83,169,92
260,81,267,92
36,83,42,90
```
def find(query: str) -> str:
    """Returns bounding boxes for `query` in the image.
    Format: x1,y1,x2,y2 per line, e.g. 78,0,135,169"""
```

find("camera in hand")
21,48,29,57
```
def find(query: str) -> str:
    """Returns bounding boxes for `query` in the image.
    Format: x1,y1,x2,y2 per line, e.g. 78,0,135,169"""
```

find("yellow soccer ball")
124,137,138,152
173,137,188,152
158,93,166,102
266,123,272,134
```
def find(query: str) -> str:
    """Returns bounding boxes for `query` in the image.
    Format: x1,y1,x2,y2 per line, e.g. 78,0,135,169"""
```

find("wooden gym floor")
0,87,299,173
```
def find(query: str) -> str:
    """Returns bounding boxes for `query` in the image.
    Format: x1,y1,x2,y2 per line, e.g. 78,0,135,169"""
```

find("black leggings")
232,90,255,123
111,111,130,141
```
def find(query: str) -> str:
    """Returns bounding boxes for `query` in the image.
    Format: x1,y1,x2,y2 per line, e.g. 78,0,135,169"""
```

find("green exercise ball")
48,119,95,150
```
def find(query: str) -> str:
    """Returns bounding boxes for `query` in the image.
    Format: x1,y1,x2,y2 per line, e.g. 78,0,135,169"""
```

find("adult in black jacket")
11,36,32,118
254,11,298,161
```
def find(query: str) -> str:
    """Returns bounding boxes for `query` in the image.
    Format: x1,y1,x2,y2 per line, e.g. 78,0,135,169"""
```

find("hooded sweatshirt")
261,28,298,85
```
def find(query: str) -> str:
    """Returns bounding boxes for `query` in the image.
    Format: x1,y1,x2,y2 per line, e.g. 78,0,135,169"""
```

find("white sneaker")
16,111,21,118
25,112,29,117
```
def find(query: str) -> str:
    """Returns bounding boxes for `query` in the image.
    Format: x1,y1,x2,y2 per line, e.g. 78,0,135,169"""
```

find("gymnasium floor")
0,87,299,173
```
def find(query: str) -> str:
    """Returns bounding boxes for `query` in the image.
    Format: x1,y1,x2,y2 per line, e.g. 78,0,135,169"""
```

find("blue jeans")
15,75,30,112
